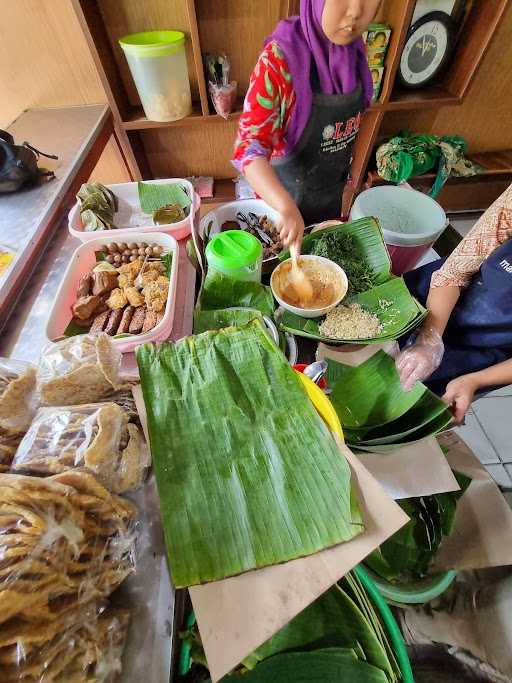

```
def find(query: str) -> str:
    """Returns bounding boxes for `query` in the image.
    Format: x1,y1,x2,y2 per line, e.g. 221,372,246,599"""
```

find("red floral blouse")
232,41,296,173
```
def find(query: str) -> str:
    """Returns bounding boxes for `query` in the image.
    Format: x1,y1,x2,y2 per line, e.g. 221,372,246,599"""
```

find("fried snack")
0,471,137,628
0,602,130,682
0,360,37,433
11,403,149,493
128,307,146,334
143,275,169,313
38,334,122,406
106,288,127,310
124,286,144,308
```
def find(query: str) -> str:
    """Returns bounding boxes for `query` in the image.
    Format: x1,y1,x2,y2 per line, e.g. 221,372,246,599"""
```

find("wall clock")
398,11,455,89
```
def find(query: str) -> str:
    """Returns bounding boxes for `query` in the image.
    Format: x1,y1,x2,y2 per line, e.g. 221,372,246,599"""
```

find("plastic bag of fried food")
0,600,130,683
11,402,150,493
37,333,122,406
0,358,38,472
0,471,137,628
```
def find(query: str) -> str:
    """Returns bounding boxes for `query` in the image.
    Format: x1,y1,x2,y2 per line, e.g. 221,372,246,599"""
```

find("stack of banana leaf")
277,218,427,344
366,473,471,583
137,322,363,588
181,571,404,682
326,352,453,453
197,271,275,317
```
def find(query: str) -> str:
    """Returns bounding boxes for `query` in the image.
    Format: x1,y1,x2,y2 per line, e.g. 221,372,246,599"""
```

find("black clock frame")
397,10,456,90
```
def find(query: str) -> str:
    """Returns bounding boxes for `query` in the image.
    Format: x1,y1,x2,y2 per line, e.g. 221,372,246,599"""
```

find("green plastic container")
206,231,263,282
119,30,192,122
365,566,458,606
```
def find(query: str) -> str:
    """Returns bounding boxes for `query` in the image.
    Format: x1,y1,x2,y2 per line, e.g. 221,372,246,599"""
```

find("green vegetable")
311,232,375,294
77,182,117,231
199,271,275,316
137,323,363,588
160,252,173,278
193,308,264,334
138,181,191,213
366,472,471,581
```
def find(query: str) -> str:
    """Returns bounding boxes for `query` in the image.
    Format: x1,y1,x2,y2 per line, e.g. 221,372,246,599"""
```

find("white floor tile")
485,464,512,488
472,396,512,464
454,409,500,464
415,248,439,268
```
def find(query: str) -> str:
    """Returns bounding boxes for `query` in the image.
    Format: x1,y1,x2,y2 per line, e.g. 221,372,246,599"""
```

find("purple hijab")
266,0,373,152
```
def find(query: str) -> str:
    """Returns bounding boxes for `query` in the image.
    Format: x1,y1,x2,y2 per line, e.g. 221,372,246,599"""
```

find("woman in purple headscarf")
232,0,380,252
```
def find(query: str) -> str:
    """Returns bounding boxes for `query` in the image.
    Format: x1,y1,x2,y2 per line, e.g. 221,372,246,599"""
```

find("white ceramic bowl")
270,255,348,319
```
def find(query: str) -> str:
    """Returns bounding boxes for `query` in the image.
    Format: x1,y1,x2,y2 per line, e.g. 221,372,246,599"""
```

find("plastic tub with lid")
205,230,263,282
46,231,178,354
119,31,192,122
69,178,200,242
350,185,447,275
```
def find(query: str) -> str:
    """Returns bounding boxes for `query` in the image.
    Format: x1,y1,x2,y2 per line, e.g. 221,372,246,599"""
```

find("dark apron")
271,66,363,226
403,237,512,394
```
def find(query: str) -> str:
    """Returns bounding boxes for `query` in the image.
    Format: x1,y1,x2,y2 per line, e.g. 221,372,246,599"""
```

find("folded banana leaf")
326,351,426,429
193,307,264,334
278,277,426,345
366,472,471,582
280,218,392,287
346,390,452,446
77,182,117,231
137,322,363,587
199,271,275,316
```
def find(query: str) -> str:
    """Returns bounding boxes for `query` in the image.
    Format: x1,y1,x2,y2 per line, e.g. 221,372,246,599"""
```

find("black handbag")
0,130,58,194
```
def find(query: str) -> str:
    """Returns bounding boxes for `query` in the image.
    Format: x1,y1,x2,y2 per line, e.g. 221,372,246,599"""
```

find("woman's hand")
278,203,305,253
443,374,480,422
395,327,444,391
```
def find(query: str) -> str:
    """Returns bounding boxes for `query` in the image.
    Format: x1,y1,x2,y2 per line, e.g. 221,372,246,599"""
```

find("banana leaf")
193,307,264,334
326,351,426,429
346,390,451,446
137,322,363,587
280,217,392,287
277,278,426,344
365,472,471,581
217,650,389,682
137,181,191,213
199,271,275,316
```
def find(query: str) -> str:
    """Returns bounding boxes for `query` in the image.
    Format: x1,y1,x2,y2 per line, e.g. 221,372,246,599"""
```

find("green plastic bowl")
364,566,458,605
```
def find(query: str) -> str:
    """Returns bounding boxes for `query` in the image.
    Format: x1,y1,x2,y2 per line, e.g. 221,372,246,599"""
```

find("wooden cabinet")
71,0,508,207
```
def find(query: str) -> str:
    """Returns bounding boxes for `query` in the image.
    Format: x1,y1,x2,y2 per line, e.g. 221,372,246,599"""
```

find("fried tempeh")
128,306,146,333
117,305,135,334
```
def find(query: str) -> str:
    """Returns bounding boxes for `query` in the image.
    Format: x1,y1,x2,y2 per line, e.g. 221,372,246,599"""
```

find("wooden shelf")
386,85,460,110
121,98,244,130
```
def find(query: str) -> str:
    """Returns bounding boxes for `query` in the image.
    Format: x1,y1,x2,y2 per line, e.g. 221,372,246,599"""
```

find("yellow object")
296,371,344,440
0,251,14,277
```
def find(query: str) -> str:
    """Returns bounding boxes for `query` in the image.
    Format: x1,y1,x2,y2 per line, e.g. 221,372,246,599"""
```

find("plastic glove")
442,374,479,422
395,327,444,391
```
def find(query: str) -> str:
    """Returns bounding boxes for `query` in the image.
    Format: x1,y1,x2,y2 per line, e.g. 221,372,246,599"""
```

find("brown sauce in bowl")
272,259,343,310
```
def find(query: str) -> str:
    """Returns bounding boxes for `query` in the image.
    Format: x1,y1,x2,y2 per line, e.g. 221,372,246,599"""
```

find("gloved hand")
395,327,445,391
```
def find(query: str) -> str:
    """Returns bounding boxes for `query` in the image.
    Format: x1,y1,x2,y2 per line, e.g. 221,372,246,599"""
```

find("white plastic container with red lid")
68,178,200,242
46,231,178,353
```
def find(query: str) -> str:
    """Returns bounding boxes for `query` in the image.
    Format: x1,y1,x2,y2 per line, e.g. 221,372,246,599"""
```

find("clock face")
400,19,449,86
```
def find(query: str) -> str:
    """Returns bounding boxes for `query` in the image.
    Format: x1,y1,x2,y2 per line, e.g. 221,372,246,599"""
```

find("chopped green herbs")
310,233,376,294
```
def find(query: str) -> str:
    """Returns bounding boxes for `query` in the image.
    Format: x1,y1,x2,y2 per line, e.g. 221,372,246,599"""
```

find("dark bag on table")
0,130,58,194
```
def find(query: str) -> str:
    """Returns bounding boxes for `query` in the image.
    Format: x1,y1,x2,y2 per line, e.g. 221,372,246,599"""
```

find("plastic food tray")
46,231,178,353
68,178,200,242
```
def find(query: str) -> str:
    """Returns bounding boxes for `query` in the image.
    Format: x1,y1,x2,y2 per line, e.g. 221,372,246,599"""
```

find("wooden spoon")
289,244,313,306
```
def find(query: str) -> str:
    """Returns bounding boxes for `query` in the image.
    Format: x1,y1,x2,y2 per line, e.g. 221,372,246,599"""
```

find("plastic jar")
205,231,263,282
119,30,192,122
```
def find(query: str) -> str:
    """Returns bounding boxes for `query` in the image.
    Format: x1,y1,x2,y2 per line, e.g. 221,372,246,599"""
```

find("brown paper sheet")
316,340,399,367
434,431,512,571
190,441,408,681
356,437,460,500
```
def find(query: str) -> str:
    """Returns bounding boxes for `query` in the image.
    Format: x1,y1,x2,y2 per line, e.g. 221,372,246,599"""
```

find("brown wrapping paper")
356,437,460,500
434,431,512,571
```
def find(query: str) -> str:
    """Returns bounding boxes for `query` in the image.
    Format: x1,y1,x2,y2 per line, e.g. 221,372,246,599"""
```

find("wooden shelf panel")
387,85,460,110
121,99,244,130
